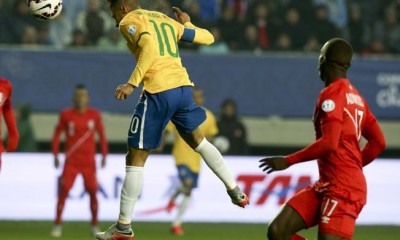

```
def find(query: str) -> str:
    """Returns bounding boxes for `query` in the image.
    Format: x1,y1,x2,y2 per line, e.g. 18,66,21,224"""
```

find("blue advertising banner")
0,49,399,118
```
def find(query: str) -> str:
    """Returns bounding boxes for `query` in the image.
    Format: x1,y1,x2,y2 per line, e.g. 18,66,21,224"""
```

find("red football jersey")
0,78,19,153
313,78,377,203
52,107,108,166
287,78,384,204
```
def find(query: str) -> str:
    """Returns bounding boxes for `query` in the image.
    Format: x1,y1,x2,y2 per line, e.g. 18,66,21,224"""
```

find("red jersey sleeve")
286,121,342,165
318,87,345,124
360,107,386,166
52,112,66,155
3,85,19,152
95,112,108,157
286,87,345,165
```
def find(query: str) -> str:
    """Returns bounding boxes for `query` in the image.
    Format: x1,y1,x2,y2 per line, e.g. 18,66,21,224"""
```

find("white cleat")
227,186,249,208
50,225,62,238
95,223,134,240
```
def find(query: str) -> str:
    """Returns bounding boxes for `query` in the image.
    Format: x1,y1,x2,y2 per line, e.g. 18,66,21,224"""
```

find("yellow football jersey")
119,9,194,93
166,108,218,173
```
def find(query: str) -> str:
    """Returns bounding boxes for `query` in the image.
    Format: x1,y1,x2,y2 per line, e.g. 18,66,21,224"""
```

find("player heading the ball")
96,1,249,240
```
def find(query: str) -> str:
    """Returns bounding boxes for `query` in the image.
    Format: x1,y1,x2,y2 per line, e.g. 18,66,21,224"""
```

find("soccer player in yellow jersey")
97,1,249,240
165,88,218,236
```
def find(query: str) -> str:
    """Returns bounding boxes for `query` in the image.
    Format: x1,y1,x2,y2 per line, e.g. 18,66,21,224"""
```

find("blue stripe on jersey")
181,28,195,42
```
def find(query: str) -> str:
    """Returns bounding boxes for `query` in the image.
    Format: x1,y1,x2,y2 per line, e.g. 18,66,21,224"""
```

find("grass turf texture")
0,221,398,240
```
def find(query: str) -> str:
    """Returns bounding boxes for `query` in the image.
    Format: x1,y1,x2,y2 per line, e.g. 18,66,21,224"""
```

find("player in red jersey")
259,38,386,240
51,84,108,238
0,78,19,172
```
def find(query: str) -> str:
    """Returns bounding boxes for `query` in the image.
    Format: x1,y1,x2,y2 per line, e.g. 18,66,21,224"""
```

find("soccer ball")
213,136,230,154
27,0,63,21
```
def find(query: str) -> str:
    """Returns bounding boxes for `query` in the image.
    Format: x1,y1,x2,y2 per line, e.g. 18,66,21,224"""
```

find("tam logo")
236,174,313,206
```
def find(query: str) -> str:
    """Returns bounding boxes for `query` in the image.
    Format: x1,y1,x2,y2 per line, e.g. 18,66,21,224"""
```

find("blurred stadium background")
0,0,400,239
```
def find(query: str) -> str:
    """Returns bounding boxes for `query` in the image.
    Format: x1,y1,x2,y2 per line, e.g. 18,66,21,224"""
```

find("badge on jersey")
321,99,335,112
127,25,137,36
88,119,95,130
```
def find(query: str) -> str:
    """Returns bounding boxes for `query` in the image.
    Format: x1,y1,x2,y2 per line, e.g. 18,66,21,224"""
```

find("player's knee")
125,148,148,166
182,185,192,196
125,151,132,165
125,151,137,166
86,186,98,196
186,128,204,149
59,180,73,193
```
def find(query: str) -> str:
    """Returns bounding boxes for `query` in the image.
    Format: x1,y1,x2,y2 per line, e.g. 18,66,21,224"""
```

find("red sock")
89,190,98,225
55,194,67,225
291,234,306,240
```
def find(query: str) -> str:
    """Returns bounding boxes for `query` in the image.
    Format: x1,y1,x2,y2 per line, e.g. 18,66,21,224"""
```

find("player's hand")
101,157,106,168
115,83,135,101
173,7,190,24
54,156,60,169
259,156,289,174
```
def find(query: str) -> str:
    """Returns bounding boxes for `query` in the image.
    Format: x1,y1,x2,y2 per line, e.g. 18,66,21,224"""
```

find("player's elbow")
321,139,338,154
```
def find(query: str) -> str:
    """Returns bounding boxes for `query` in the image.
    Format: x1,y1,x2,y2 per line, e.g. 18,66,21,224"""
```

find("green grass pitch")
0,221,399,240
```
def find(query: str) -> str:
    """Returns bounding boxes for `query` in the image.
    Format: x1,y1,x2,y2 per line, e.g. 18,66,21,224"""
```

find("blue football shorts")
177,164,199,188
127,86,206,149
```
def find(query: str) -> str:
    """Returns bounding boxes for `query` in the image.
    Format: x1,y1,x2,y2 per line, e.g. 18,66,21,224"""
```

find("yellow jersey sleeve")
180,22,214,45
119,12,158,87
119,12,150,47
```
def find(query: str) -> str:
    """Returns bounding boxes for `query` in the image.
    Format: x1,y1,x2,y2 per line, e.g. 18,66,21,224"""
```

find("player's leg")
96,147,148,240
267,187,321,240
178,127,248,207
318,234,345,240
117,147,149,228
97,92,165,240
172,86,248,207
167,183,183,213
171,165,197,235
167,166,189,213
81,164,100,236
317,196,363,240
51,164,79,237
267,204,307,240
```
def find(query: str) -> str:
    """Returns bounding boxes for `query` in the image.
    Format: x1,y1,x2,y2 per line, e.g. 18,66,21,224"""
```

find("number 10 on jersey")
149,20,179,58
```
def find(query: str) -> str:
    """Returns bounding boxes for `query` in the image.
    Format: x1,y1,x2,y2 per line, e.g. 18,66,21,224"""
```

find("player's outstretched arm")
173,7,214,45
361,120,386,167
283,120,342,166
259,156,289,174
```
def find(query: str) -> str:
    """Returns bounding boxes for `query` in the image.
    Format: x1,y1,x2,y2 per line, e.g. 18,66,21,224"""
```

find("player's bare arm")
259,156,289,174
